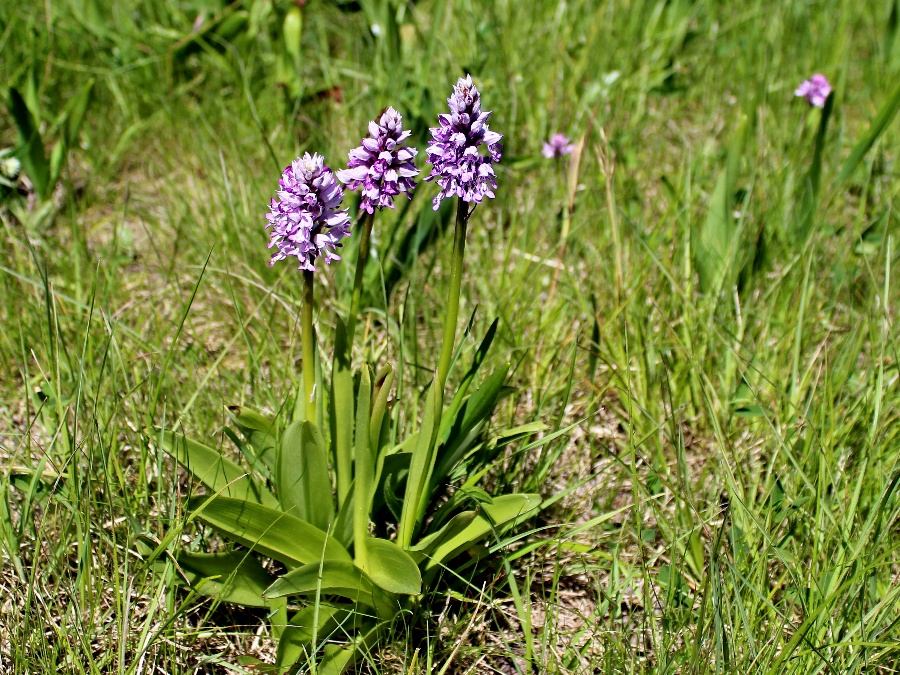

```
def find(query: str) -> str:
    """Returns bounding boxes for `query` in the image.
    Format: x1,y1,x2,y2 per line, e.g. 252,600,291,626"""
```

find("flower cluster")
266,77,506,271
542,133,573,158
337,107,419,214
425,74,502,210
266,153,351,271
795,73,831,108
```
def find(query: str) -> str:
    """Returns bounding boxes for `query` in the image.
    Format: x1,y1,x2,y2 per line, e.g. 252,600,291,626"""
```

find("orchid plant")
149,76,544,673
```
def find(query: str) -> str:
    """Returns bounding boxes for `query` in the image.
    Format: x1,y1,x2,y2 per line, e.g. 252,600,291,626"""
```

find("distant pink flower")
542,133,573,158
795,74,831,108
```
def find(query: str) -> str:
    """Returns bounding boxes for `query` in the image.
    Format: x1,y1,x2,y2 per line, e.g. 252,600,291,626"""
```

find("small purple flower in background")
426,74,502,210
337,107,419,214
542,133,574,159
795,74,832,108
266,152,351,271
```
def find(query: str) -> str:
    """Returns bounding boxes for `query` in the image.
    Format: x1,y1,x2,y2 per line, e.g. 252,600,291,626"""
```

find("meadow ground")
1,0,898,673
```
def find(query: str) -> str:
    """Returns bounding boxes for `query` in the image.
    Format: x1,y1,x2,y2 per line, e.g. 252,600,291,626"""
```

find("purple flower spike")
337,107,419,214
266,152,351,272
795,74,832,108
542,133,574,158
426,74,502,210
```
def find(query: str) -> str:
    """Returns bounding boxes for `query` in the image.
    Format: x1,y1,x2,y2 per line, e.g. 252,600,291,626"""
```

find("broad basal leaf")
175,549,275,608
409,511,478,559
8,87,49,197
419,493,541,571
276,604,343,672
362,537,421,596
264,560,378,608
155,429,277,508
279,421,334,530
188,495,350,567
229,405,277,472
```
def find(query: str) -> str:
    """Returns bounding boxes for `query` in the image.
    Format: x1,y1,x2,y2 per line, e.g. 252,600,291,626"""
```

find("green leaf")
854,211,890,256
373,450,411,521
175,549,275,608
264,560,378,607
332,487,355,548
330,317,354,504
369,365,393,451
283,6,303,71
48,140,68,191
318,643,356,675
279,421,333,530
837,80,900,185
794,93,834,242
276,605,342,672
420,494,541,571
731,380,766,418
49,78,94,187
228,405,277,474
362,537,421,595
438,318,499,444
154,429,277,508
693,115,748,291
8,87,49,197
188,496,350,567
694,169,731,291
63,79,94,146
397,380,442,548
314,623,380,675
353,367,372,566
494,421,547,442
229,405,275,435
409,511,478,556
434,364,509,482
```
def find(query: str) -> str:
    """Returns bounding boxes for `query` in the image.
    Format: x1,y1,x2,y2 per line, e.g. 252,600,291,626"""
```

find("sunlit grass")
1,0,898,672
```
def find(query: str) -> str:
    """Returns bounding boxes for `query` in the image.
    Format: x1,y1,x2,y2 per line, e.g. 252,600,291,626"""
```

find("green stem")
301,270,316,422
437,201,469,391
347,211,374,349
396,200,469,549
353,367,372,567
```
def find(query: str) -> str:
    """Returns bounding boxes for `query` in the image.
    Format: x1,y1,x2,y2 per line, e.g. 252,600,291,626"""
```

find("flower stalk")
346,210,375,349
437,200,469,391
301,269,316,422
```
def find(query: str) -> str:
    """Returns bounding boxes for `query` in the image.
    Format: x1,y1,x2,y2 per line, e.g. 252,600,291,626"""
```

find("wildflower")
337,107,419,214
426,74,502,210
542,133,574,158
795,74,831,108
266,152,351,271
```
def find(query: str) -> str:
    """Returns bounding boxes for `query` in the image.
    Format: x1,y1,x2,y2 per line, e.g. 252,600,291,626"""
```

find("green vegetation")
1,0,897,672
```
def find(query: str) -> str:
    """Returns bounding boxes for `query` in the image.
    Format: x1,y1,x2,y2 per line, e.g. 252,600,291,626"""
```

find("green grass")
1,0,898,672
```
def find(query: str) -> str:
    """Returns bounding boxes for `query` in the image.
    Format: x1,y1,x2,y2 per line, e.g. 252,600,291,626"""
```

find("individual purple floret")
795,74,832,108
426,74,502,210
266,152,351,271
337,107,419,214
542,133,574,158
